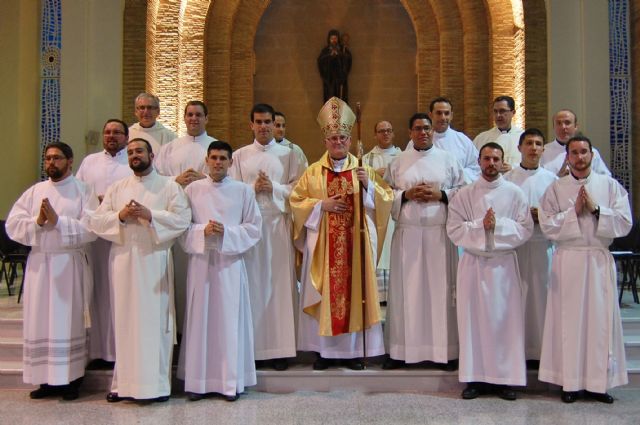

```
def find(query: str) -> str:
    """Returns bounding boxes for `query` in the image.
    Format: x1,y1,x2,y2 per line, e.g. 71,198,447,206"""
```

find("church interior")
1,0,640,422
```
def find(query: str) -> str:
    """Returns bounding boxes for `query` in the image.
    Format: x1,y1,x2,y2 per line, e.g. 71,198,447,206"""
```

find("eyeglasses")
136,105,159,111
411,126,432,133
103,130,126,136
44,155,66,162
376,129,393,134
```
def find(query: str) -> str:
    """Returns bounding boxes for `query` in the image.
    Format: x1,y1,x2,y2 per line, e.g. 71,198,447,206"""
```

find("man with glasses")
129,93,177,155
473,96,523,173
7,142,98,401
76,119,133,369
362,121,401,304
383,113,464,371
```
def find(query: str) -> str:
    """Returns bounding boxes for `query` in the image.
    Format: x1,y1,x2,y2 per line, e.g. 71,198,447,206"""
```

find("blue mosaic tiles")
609,0,631,193
40,0,61,180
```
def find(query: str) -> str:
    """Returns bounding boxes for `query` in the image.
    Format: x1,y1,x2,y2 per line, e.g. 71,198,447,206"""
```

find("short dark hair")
250,103,275,122
408,113,430,129
494,96,515,111
429,97,452,112
565,135,592,153
184,100,208,117
128,138,153,154
207,140,233,159
45,142,73,159
518,128,545,146
274,111,286,120
479,142,504,160
103,119,129,137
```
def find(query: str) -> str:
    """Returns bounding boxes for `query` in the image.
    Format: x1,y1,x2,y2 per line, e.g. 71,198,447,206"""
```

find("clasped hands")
405,182,441,203
36,198,58,226
574,185,597,216
119,199,152,223
254,170,273,194
483,207,496,231
176,168,206,187
204,220,224,237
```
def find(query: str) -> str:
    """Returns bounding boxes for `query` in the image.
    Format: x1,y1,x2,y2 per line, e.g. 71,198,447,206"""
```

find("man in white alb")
503,128,557,368
363,120,402,303
7,142,97,401
76,119,132,369
230,103,303,371
274,111,308,169
473,95,522,172
428,97,480,183
178,140,262,402
538,135,631,404
540,109,611,177
128,92,177,155
384,113,464,371
447,142,533,401
90,138,191,403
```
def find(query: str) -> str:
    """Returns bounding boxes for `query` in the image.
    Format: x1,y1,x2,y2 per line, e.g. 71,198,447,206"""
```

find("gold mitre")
317,97,356,137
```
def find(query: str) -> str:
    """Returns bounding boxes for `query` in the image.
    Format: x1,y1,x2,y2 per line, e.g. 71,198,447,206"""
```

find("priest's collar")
570,170,591,182
189,131,209,142
253,138,276,151
478,173,503,188
208,174,230,184
330,156,347,171
137,121,159,131
413,143,432,152
374,145,397,154
134,167,156,181
519,163,539,171
104,148,127,158
499,127,511,134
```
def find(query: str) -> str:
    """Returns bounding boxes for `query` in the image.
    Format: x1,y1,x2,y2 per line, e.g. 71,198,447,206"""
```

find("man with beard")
540,109,610,177
177,141,262,402
90,139,191,403
290,97,393,370
363,120,402,303
384,113,464,370
503,129,557,368
76,119,133,369
317,29,352,103
7,142,98,400
473,96,523,172
447,142,533,400
538,136,631,404
428,97,480,183
128,93,177,155
229,103,303,371
274,111,308,169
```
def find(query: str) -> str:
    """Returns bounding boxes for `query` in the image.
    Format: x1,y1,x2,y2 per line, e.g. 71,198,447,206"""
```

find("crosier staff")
355,101,368,368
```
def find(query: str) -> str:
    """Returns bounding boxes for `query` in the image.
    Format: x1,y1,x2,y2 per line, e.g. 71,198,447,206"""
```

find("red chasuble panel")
326,170,355,335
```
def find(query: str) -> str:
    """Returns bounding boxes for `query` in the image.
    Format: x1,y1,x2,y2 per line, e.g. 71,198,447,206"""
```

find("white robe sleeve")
179,223,210,255
491,196,533,251
538,184,583,242
218,187,262,255
89,185,126,244
446,191,487,252
5,187,42,247
147,183,192,244
462,143,481,183
271,150,302,213
57,186,99,247
596,182,632,239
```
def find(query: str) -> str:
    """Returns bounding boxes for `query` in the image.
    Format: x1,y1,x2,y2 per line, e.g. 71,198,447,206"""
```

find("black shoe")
224,393,239,402
496,385,517,401
313,355,330,370
461,383,481,400
381,357,405,370
255,360,268,369
106,392,123,403
186,392,203,401
526,360,540,370
30,385,57,399
561,391,579,403
62,385,79,401
344,358,364,370
86,359,115,370
272,358,289,371
154,395,170,403
585,391,614,404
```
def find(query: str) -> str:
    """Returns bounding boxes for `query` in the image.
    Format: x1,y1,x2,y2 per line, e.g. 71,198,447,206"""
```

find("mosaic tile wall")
40,0,62,180
609,0,632,192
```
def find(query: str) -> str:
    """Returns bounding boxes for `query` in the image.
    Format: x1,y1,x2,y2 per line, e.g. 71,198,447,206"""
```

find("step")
624,335,640,360
0,337,22,362
621,317,640,335
0,318,22,339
